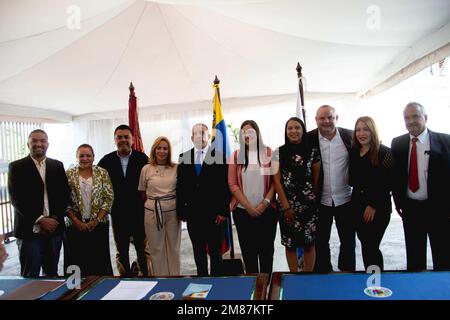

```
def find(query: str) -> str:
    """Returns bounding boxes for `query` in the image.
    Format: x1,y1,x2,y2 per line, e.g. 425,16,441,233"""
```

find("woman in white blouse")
228,120,277,274
139,136,181,276
65,144,114,276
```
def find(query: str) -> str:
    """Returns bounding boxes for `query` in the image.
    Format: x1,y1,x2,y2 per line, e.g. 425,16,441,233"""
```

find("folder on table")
0,280,65,300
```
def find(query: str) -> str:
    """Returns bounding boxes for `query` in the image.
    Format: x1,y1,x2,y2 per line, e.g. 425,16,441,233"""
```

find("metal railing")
0,121,42,239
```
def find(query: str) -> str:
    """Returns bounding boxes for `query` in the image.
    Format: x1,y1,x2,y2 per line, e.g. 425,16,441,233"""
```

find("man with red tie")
392,102,450,271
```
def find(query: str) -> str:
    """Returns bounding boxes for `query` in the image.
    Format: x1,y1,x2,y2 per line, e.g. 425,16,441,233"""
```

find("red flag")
128,82,144,152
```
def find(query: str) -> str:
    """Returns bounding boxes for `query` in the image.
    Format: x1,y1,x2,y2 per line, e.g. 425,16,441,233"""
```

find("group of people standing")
5,101,450,277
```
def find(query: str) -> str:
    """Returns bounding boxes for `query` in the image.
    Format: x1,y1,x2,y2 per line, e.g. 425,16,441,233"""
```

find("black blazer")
307,127,353,201
176,147,230,222
8,156,70,239
98,150,148,222
391,129,450,216
349,144,393,215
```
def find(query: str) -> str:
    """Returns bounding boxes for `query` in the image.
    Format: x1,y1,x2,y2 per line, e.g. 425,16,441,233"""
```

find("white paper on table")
101,280,158,300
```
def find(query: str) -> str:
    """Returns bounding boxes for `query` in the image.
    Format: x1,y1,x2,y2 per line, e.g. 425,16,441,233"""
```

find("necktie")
409,137,419,192
195,151,202,176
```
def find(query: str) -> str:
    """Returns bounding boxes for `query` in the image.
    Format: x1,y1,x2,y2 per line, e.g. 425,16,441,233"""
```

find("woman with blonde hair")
349,116,393,271
138,136,181,276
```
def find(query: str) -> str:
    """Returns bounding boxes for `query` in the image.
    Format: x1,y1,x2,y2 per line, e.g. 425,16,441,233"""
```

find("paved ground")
1,216,433,276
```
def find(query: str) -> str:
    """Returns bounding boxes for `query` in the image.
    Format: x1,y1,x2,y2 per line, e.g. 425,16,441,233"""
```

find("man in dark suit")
307,105,355,273
176,123,230,276
392,102,450,271
8,129,70,277
98,124,149,276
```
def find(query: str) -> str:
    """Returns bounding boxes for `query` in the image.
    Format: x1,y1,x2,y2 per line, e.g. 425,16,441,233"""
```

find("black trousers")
111,216,148,276
233,206,278,274
314,202,356,272
354,202,391,271
64,222,113,276
187,218,223,276
16,233,63,277
402,199,450,271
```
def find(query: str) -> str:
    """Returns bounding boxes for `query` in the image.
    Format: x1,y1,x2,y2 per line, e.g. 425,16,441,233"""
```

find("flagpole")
212,75,235,260
128,81,144,152
296,62,307,130
213,74,223,147
214,75,221,103
296,63,307,269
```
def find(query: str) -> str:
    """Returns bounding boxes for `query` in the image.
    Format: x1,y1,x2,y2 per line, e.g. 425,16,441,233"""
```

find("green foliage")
227,123,240,146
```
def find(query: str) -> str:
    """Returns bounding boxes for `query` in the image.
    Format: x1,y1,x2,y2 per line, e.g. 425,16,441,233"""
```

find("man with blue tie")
176,123,230,276
392,102,450,271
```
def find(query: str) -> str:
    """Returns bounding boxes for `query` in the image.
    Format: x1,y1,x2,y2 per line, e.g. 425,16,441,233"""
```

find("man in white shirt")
98,125,150,276
307,105,355,272
392,102,450,271
8,129,70,277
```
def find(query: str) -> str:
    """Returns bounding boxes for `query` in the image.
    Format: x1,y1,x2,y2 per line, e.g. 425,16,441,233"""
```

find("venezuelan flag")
211,82,231,158
211,81,231,255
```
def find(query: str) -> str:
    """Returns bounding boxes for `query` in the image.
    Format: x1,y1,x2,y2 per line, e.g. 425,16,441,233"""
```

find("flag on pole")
128,82,144,152
295,63,306,267
211,79,231,159
211,76,231,255
296,79,304,122
296,62,306,127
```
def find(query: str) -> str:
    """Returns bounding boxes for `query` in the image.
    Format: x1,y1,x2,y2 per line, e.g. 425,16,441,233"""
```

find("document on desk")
101,281,158,300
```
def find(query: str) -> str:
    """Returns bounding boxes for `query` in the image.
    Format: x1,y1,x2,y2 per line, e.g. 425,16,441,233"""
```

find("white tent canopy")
0,0,449,122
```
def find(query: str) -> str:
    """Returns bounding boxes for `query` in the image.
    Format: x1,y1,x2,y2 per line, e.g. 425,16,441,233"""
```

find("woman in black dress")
349,116,393,271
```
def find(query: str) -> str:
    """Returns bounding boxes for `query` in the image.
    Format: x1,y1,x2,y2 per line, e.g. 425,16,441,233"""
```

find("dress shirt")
319,130,352,206
194,145,209,165
117,150,132,177
31,156,49,233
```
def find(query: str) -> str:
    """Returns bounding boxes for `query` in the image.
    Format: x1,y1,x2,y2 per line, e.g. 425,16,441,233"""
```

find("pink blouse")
228,147,275,211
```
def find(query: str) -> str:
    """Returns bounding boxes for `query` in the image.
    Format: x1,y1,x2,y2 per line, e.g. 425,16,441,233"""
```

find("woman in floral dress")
273,117,320,272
